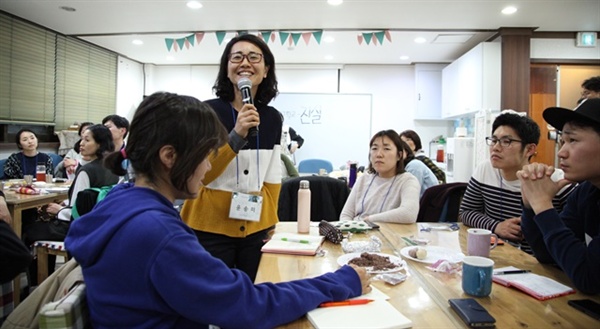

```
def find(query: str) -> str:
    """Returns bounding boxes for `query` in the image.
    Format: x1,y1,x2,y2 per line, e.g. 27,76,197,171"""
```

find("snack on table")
408,247,428,260
348,252,398,271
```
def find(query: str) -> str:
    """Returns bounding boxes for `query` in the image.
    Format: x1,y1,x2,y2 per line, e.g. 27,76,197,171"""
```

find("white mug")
467,228,498,257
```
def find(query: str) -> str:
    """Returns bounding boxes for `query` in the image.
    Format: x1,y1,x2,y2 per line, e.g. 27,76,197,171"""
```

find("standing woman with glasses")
180,34,282,281
459,111,575,253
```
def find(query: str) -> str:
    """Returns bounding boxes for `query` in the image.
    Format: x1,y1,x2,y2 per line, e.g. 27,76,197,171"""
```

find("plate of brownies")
337,252,406,274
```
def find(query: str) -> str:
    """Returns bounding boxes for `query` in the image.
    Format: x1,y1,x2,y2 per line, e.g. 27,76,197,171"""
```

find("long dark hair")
212,34,278,104
84,124,114,160
73,122,94,153
104,92,228,194
367,130,406,176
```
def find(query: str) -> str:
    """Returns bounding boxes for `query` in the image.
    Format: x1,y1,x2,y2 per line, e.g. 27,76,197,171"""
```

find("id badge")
229,192,263,222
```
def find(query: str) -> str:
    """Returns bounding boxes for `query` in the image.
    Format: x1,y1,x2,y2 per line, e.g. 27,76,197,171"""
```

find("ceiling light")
414,37,427,44
132,39,143,46
327,0,343,5
324,55,334,60
59,6,76,12
399,55,410,60
166,56,175,61
502,6,517,15
187,1,203,9
324,36,335,43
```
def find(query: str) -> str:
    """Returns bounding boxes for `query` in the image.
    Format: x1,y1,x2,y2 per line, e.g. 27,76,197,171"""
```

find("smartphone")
449,298,496,328
364,220,380,229
568,299,600,320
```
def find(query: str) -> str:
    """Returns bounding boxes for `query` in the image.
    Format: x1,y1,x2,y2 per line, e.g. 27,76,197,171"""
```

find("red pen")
319,299,374,307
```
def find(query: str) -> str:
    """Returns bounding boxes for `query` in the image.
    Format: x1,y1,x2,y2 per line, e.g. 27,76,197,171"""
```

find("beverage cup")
467,228,498,257
46,174,54,184
462,256,494,297
36,164,46,182
24,175,33,185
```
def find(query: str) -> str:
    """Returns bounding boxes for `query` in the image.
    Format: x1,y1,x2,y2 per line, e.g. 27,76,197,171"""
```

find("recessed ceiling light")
399,55,410,60
132,39,143,46
502,6,517,15
414,37,427,44
324,36,335,43
187,1,203,9
59,6,76,12
327,0,343,6
324,55,334,60
166,56,175,61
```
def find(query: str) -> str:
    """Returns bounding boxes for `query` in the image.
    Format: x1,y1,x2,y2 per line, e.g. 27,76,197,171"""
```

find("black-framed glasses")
228,52,263,64
485,137,523,147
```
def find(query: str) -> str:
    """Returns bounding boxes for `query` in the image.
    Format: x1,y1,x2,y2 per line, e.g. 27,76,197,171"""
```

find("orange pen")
319,299,374,307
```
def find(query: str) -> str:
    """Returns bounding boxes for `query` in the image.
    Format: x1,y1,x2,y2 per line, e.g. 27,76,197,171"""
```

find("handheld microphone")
237,77,258,137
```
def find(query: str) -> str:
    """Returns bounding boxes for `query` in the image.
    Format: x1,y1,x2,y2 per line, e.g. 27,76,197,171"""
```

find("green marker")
281,237,310,244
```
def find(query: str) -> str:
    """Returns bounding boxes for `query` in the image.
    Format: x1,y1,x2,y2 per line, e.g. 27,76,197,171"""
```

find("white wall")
116,56,145,122
531,38,600,60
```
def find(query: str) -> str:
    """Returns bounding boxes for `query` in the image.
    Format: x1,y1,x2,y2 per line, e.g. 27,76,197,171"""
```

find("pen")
281,237,310,244
319,299,373,307
493,270,531,275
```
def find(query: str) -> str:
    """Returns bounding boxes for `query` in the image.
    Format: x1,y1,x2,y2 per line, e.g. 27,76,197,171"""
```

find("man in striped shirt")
459,111,575,253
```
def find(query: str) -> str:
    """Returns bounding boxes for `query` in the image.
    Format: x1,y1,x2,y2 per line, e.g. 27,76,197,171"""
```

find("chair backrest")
0,158,7,180
47,153,64,174
417,182,467,222
298,159,334,174
38,282,89,329
278,175,350,222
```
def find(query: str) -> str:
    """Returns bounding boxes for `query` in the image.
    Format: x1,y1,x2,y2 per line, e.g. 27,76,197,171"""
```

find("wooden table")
256,222,600,328
255,223,462,328
4,186,68,306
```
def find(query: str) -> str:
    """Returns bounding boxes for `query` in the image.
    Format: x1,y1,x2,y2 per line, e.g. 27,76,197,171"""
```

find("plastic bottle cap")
299,180,310,189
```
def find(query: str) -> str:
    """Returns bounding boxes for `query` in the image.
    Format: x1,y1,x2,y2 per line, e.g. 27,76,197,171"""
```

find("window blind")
55,35,117,130
0,14,56,123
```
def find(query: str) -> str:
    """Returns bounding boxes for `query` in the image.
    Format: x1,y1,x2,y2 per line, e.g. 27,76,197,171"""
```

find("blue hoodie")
65,183,361,328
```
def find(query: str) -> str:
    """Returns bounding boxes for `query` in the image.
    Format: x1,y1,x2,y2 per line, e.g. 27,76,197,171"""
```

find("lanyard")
359,173,397,216
231,106,261,191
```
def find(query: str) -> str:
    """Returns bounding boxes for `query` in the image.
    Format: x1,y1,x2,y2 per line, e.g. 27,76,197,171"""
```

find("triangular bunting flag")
165,38,174,51
176,38,186,50
372,33,379,46
302,32,312,45
279,32,290,45
195,32,204,44
271,33,275,42
186,34,195,47
357,34,363,45
173,42,179,52
385,30,392,42
184,38,191,49
216,31,227,45
261,31,272,43
375,31,385,44
312,30,323,44
291,33,301,46
363,33,372,45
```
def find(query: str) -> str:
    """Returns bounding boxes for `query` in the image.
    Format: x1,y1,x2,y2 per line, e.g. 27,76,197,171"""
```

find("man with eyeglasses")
459,111,575,254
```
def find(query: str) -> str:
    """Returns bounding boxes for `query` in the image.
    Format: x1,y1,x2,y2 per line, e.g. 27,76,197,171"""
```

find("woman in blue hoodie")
65,92,370,329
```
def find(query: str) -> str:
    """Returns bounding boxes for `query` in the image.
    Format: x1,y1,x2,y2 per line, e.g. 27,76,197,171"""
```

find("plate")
337,252,406,274
400,246,464,264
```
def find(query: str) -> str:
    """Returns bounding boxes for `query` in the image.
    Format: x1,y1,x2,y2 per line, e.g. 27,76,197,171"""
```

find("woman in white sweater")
340,130,420,223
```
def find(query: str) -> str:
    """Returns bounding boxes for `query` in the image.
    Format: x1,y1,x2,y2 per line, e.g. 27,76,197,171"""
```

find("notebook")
261,233,325,256
492,266,576,300
307,287,413,329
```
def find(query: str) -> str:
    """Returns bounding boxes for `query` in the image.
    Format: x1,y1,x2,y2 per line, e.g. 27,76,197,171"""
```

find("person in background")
399,140,439,197
65,92,371,328
518,98,600,294
340,129,420,223
46,124,119,221
55,121,94,180
580,75,600,100
399,129,446,184
3,129,53,179
0,190,33,285
180,34,283,281
102,115,129,152
281,124,304,159
102,114,132,182
459,111,575,253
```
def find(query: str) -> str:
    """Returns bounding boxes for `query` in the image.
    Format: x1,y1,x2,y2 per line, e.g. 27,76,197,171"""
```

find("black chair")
278,176,350,222
417,182,467,222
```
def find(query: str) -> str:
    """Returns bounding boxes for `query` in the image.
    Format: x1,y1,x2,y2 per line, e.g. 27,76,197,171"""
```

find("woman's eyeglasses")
485,137,522,147
229,52,263,64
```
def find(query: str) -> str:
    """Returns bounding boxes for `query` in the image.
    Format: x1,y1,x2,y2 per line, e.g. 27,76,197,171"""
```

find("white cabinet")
414,64,445,119
442,42,501,118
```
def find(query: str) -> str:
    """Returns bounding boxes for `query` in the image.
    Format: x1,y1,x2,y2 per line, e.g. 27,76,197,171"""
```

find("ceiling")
0,0,598,66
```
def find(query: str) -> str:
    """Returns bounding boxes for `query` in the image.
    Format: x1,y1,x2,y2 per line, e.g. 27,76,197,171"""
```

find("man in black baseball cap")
517,98,600,294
